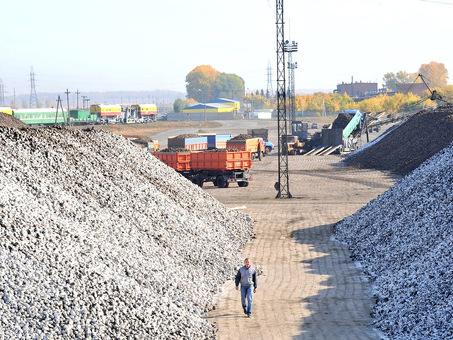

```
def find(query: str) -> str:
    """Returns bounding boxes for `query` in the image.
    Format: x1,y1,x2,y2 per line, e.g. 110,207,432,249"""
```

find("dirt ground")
75,117,396,339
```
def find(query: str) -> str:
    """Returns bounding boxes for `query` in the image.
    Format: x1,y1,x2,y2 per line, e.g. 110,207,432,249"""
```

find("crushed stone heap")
0,126,254,339
345,106,453,175
335,142,453,339
0,112,28,128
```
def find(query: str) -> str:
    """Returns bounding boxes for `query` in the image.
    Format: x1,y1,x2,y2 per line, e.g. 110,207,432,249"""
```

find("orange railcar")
190,150,252,171
152,150,252,188
152,151,191,171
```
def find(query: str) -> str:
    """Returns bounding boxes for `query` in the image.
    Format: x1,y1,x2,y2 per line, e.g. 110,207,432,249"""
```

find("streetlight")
198,89,207,122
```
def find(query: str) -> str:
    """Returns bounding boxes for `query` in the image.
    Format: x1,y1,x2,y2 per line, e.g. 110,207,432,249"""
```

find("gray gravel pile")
0,126,253,339
334,142,453,339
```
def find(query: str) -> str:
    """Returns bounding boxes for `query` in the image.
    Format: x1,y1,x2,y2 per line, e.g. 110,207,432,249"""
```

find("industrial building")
335,81,378,98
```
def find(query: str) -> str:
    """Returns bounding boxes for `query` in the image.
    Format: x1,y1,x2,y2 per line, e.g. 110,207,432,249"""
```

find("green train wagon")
70,109,98,124
13,108,66,125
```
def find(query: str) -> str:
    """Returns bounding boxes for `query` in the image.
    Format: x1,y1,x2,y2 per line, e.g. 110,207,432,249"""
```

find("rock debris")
335,107,453,339
0,126,253,339
345,107,453,175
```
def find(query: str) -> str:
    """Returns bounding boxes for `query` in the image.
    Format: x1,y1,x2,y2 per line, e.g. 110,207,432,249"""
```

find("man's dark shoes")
247,313,251,318
243,308,247,314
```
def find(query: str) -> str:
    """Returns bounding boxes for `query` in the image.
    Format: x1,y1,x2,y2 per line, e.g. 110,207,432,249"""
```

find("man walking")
235,258,257,318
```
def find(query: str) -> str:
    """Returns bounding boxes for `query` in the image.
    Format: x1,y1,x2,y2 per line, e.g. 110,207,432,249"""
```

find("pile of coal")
345,107,453,175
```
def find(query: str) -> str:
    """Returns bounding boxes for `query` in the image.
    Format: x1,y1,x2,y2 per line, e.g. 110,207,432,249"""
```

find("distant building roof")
187,103,230,110
208,98,239,104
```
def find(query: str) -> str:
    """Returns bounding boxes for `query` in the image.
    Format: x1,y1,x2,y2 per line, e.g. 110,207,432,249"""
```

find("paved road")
205,153,396,340
149,117,396,339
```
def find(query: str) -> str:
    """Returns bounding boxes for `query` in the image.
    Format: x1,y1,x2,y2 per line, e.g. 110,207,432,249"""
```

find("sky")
1,0,452,96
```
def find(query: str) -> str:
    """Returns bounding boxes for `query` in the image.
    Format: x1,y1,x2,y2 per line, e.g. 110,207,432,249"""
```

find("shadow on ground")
290,224,380,340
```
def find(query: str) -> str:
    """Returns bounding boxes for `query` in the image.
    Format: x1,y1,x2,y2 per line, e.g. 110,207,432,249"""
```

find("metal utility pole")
75,89,80,110
65,89,71,126
266,60,274,98
55,96,64,124
29,67,38,108
82,96,87,110
275,0,292,198
285,40,298,121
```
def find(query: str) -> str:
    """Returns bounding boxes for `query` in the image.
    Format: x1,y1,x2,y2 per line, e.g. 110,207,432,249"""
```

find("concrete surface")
205,154,397,340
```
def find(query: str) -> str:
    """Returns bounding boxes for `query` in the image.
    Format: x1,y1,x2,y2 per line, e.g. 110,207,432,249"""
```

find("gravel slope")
0,126,253,339
335,142,453,339
345,106,453,175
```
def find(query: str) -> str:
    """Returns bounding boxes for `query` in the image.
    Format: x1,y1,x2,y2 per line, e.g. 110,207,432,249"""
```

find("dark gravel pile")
331,113,353,129
0,112,28,128
158,148,190,152
230,134,254,140
174,134,199,139
345,106,453,175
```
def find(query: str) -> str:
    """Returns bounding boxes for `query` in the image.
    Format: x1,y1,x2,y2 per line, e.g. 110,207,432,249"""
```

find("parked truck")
247,129,274,154
152,149,252,188
320,109,363,153
226,135,265,160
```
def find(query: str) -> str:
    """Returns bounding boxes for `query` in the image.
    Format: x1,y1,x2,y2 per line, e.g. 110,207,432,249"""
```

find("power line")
266,61,274,98
29,67,38,108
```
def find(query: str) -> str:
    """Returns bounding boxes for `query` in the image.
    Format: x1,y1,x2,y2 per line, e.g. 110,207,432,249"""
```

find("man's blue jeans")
240,285,253,315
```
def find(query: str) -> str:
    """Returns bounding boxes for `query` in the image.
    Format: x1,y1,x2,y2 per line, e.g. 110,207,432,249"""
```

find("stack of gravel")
345,106,453,175
334,143,453,339
0,112,28,128
331,112,353,129
0,126,253,339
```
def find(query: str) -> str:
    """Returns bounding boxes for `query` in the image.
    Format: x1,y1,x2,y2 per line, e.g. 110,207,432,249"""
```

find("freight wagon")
201,134,232,149
167,135,208,151
3,103,159,126
70,110,98,125
153,150,252,188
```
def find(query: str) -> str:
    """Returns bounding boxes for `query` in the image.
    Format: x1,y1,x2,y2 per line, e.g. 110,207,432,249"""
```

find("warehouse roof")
186,103,230,110
208,98,239,104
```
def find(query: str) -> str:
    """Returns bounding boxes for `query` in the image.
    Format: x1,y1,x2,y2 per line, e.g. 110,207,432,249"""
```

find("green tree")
419,61,448,88
383,71,418,91
212,73,245,100
439,85,453,103
173,98,187,113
